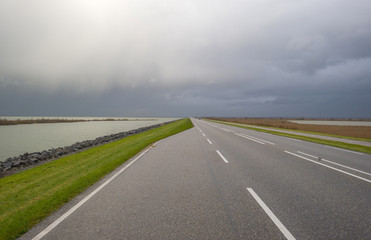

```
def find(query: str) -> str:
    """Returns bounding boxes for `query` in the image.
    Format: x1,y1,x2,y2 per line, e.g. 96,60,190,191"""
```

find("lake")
0,117,178,162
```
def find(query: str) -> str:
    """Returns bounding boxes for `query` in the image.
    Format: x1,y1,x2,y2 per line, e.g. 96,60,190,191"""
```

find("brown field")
208,118,371,140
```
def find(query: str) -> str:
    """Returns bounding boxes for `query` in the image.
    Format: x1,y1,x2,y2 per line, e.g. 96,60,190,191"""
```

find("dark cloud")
0,0,370,117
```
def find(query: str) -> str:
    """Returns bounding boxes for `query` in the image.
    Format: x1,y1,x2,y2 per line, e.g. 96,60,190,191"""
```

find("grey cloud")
0,0,370,117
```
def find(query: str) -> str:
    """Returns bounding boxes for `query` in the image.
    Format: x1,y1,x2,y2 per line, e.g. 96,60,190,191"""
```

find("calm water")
289,120,371,126
0,117,178,162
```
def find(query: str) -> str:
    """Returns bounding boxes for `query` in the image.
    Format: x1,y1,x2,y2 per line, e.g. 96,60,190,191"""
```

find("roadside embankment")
207,119,371,154
0,118,193,240
208,117,371,140
0,121,174,177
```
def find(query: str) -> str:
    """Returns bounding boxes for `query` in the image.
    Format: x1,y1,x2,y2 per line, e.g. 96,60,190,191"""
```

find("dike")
0,121,174,177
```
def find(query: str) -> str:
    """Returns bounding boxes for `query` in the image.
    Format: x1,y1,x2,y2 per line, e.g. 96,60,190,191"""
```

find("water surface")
0,117,178,162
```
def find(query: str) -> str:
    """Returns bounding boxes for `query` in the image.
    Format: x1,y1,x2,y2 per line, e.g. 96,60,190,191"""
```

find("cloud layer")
1,0,370,117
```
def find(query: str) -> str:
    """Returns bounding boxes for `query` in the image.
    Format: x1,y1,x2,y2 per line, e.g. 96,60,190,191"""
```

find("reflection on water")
0,117,178,162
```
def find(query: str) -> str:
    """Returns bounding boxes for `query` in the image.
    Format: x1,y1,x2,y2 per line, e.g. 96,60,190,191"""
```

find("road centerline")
247,188,296,240
216,150,229,163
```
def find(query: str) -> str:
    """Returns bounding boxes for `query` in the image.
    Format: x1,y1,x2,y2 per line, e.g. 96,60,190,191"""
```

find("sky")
0,0,370,118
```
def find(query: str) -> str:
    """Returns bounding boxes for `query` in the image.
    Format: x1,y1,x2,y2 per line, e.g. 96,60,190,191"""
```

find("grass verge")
0,118,193,240
207,119,371,154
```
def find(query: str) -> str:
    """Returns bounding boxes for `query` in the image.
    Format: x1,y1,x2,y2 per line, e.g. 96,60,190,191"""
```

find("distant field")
209,118,371,140
289,120,371,126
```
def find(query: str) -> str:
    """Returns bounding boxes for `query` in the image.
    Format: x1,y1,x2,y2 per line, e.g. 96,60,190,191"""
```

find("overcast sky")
0,0,370,118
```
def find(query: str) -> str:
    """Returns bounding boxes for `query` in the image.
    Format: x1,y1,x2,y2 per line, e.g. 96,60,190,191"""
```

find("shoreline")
0,118,157,125
0,121,174,178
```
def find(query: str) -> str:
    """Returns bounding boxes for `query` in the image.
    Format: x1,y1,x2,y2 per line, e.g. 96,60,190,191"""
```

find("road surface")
22,118,371,239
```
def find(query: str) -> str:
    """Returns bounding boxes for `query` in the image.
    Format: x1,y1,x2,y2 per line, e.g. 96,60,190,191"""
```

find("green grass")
207,119,371,154
0,118,193,240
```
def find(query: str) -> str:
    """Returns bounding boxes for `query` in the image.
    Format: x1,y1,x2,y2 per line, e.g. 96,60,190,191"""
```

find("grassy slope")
207,120,371,154
0,118,193,240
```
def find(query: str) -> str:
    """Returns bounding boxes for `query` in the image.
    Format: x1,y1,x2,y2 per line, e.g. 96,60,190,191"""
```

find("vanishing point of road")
22,118,371,239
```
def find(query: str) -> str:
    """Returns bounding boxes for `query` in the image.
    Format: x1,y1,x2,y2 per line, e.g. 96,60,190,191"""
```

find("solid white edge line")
239,133,275,145
32,148,150,240
297,151,318,159
297,151,371,177
32,128,192,240
321,159,371,177
285,138,302,142
235,133,265,145
207,139,212,144
220,127,234,133
325,146,364,155
216,150,229,163
247,188,295,240
285,151,371,183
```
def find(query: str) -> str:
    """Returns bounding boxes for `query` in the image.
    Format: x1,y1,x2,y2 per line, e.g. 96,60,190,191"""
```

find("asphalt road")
22,118,371,239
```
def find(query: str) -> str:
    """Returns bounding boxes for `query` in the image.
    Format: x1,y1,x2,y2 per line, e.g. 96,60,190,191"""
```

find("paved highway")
22,118,371,239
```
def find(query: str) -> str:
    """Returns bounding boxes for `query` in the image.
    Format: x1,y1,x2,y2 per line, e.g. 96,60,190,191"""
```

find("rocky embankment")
0,121,173,177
